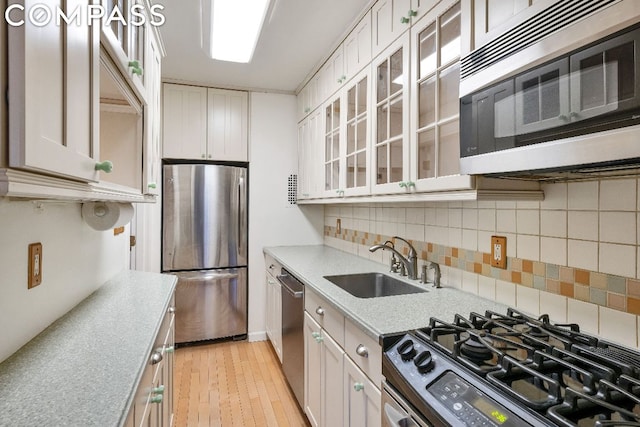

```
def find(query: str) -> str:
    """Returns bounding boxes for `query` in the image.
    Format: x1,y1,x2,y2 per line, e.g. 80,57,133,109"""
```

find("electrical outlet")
336,218,342,234
28,242,43,289
491,236,507,269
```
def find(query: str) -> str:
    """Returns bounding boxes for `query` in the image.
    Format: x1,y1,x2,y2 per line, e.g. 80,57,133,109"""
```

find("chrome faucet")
369,236,418,280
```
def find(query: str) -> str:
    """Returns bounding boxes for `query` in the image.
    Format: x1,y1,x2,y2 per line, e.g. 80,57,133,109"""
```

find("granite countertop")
264,245,509,340
0,270,177,427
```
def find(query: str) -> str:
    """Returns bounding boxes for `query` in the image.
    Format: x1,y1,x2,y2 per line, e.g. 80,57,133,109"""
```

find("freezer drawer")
171,268,247,344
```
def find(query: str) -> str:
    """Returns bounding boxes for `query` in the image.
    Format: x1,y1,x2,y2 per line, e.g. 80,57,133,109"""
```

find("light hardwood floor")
174,340,309,427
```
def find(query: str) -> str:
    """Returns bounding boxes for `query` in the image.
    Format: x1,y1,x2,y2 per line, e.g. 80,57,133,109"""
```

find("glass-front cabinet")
344,69,371,196
323,96,342,197
371,33,411,195
409,0,473,192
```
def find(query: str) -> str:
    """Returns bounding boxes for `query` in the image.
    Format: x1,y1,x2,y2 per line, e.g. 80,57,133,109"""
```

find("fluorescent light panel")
210,0,270,63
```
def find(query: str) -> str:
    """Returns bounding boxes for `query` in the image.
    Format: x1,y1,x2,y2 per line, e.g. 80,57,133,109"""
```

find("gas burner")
460,335,494,362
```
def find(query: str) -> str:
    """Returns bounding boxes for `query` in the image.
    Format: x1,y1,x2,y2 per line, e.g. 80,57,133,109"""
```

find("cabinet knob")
356,344,369,358
400,16,410,24
95,160,113,173
148,182,157,189
268,279,275,285
164,346,175,354
408,9,417,17
407,181,416,188
168,306,176,314
152,385,165,395
398,182,407,188
150,351,163,365
150,395,163,404
315,335,324,343
353,382,365,392
315,307,325,316
128,60,143,76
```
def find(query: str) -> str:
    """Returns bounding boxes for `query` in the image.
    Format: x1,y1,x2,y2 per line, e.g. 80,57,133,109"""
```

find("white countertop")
264,245,510,341
0,270,177,427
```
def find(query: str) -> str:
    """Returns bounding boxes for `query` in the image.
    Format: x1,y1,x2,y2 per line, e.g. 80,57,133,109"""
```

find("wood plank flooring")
174,340,310,427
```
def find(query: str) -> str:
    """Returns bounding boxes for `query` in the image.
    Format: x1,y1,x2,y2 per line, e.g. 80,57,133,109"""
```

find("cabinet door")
8,0,100,182
274,280,282,362
371,0,411,57
323,96,343,197
343,356,381,427
345,12,372,83
304,313,322,427
321,331,345,427
371,33,411,195
265,273,275,342
162,84,207,159
343,69,371,197
143,29,162,195
207,88,249,161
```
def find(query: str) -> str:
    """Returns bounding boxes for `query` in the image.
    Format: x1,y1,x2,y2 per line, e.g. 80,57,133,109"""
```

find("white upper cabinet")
8,0,100,183
322,94,343,198
344,11,372,84
343,68,371,197
320,46,346,102
142,28,163,195
297,74,320,122
371,33,411,195
298,108,323,200
371,0,411,57
207,88,248,162
409,0,473,192
162,84,208,159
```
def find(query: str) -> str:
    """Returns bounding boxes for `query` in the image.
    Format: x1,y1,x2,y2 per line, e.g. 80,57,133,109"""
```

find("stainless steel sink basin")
323,273,427,298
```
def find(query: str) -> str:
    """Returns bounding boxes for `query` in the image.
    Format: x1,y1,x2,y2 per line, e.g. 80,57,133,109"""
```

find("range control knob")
414,350,434,373
397,339,417,361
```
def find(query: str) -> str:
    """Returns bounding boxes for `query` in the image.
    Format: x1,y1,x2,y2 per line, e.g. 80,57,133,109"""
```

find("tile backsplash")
323,179,640,349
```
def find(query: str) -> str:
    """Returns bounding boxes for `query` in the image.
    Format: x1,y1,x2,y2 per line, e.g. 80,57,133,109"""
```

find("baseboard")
247,331,267,342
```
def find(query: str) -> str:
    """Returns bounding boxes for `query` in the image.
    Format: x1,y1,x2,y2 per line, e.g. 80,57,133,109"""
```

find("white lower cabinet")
303,288,382,427
265,271,282,362
344,356,382,427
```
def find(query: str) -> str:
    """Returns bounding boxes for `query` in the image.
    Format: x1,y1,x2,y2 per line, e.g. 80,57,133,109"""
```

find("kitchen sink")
323,273,427,298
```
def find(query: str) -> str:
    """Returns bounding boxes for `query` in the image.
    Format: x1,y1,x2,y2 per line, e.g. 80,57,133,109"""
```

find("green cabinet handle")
398,182,407,188
408,9,417,17
164,346,175,353
152,385,165,394
407,181,416,187
315,335,324,343
150,395,163,404
95,160,113,173
128,60,143,76
128,60,140,69
148,183,157,189
353,383,364,392
311,332,320,339
400,16,409,24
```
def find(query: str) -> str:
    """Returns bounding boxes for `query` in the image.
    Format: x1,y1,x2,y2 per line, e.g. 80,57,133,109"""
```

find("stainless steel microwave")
459,0,640,176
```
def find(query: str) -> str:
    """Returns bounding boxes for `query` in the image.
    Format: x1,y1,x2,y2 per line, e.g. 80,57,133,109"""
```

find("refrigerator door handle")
178,272,239,281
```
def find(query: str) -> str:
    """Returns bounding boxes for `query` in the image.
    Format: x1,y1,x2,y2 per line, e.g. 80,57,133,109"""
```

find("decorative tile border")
325,225,640,316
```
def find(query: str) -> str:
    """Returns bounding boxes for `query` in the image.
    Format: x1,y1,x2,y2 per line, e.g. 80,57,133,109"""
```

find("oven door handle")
384,402,416,426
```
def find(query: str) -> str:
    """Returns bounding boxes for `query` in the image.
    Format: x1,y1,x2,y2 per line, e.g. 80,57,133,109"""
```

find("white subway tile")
449,208,462,228
327,205,341,216
539,292,567,323
496,201,516,209
600,179,637,211
462,229,478,251
540,210,566,238
496,209,516,233
599,307,637,347
463,208,478,229
449,227,462,248
496,280,516,306
436,208,449,227
425,208,437,225
517,234,539,261
600,211,636,245
541,182,568,210
517,200,541,209
353,207,369,220
392,208,406,223
340,206,354,218
517,210,540,235
461,272,479,295
504,233,517,258
447,267,463,289
568,240,598,271
382,222,397,236
478,276,496,300
478,209,496,232
406,207,423,224
567,299,599,335
405,224,425,242
477,201,496,209
478,231,493,253
540,237,567,265
396,223,406,237
567,211,598,241
568,181,599,210
516,286,540,316
599,243,636,277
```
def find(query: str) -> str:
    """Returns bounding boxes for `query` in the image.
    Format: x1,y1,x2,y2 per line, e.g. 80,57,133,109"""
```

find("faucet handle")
420,263,428,284
399,263,407,276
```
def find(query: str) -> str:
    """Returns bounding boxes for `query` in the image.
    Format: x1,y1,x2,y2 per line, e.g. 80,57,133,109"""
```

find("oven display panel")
427,372,527,427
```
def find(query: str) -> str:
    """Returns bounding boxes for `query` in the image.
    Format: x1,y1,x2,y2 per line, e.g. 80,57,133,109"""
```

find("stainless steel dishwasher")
276,268,304,408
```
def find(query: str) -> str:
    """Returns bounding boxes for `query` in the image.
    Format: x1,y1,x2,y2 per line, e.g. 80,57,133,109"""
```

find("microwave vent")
486,160,640,183
461,0,617,79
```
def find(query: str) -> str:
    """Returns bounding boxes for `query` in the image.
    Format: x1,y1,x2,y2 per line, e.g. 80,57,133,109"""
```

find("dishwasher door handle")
278,276,304,298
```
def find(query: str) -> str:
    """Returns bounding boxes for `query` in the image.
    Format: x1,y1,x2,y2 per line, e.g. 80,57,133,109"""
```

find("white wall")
0,199,129,362
248,92,324,340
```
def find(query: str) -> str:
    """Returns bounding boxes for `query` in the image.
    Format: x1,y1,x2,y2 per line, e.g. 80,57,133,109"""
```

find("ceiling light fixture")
203,0,271,63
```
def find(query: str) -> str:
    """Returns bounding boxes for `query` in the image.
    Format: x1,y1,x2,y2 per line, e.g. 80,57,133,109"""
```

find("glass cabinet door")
344,70,370,196
324,97,342,196
372,33,410,194
411,1,471,191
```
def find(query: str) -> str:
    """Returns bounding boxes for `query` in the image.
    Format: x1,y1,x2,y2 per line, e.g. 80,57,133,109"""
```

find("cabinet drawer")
264,254,281,278
305,289,345,347
344,319,382,387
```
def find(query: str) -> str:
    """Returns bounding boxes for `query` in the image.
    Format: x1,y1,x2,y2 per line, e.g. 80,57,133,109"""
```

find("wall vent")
287,174,297,205
461,0,616,80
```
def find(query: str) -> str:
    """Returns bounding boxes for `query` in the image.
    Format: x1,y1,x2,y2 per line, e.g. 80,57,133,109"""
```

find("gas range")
382,307,640,427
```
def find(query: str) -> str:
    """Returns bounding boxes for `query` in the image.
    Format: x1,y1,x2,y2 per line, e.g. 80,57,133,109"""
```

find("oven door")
382,382,432,427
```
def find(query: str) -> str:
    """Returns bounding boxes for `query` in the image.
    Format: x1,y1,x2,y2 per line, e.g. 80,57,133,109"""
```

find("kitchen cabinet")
371,0,435,58
162,85,248,161
323,95,343,197
344,11,373,86
343,68,372,197
371,32,411,195
409,0,475,192
265,258,283,362
466,0,556,52
142,28,163,195
297,74,320,122
344,356,381,427
297,108,323,200
320,46,346,103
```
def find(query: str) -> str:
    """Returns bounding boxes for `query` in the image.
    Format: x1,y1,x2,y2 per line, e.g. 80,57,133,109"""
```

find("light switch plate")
28,242,43,289
491,236,507,269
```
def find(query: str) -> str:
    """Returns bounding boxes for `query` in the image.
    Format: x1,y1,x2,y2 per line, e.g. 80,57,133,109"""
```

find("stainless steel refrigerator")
162,163,248,344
